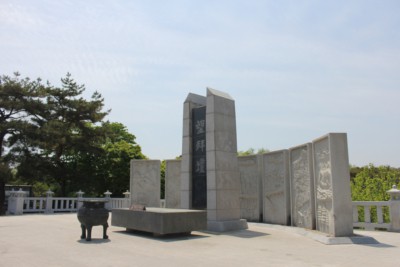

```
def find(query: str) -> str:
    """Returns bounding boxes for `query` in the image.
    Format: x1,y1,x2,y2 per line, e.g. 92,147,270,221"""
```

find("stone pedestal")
7,189,25,215
387,185,400,232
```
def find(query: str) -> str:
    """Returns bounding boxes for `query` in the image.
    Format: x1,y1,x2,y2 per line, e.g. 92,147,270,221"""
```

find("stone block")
111,208,207,235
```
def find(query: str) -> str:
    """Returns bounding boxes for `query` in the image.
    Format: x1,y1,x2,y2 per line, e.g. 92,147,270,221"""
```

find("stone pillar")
313,133,353,237
104,190,112,210
76,190,84,209
181,93,206,209
165,159,182,208
387,185,400,232
7,189,25,215
206,88,247,231
45,190,54,214
130,160,161,207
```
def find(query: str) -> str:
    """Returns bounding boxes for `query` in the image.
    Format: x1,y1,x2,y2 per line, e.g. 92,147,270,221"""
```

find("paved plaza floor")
1,213,399,267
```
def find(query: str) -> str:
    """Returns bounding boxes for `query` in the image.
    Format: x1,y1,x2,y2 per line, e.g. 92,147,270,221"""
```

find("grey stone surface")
112,208,207,235
238,155,261,222
313,133,353,237
130,160,161,207
289,143,315,229
165,160,181,209
206,88,247,231
263,150,290,225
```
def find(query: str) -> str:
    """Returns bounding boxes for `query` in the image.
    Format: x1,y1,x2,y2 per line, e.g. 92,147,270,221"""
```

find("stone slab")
111,208,207,235
313,133,353,237
289,143,315,229
238,155,261,222
262,150,290,225
130,160,161,207
165,160,181,209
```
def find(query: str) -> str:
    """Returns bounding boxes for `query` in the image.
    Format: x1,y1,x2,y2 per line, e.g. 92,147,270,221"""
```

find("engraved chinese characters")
192,106,207,209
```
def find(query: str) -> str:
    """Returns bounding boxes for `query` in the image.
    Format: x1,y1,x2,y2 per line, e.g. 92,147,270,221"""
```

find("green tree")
15,73,109,196
91,122,146,196
0,73,47,214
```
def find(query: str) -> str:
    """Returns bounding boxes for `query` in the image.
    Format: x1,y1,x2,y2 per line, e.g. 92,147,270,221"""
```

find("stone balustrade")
6,189,132,215
6,185,400,234
352,185,400,232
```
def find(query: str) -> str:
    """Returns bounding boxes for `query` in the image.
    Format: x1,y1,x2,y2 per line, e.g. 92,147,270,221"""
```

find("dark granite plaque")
192,106,207,209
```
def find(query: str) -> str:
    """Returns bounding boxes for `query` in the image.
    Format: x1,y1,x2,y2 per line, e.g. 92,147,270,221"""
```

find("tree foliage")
1,73,146,214
13,73,110,196
351,164,400,201
0,73,48,214
238,147,269,156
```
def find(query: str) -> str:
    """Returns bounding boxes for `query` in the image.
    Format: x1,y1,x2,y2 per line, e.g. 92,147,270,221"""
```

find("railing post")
123,190,131,208
104,190,112,210
7,189,25,215
387,185,400,232
45,190,54,214
76,190,84,210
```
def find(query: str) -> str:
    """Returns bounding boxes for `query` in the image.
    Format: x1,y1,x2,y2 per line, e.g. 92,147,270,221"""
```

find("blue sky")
1,0,399,166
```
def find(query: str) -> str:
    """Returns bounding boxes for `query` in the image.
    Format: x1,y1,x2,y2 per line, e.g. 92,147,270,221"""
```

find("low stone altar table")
111,208,207,235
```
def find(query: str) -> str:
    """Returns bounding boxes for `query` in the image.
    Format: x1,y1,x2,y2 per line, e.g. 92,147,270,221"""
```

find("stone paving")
1,213,399,267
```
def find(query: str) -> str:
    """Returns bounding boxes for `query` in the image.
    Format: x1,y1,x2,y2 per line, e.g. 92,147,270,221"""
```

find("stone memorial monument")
181,88,247,232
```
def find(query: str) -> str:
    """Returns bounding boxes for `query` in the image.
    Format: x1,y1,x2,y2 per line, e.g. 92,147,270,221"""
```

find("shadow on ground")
77,238,111,244
113,229,209,242
205,229,269,239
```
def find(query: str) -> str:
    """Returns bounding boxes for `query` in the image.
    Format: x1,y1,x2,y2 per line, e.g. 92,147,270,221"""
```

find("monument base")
112,208,207,235
207,219,248,232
